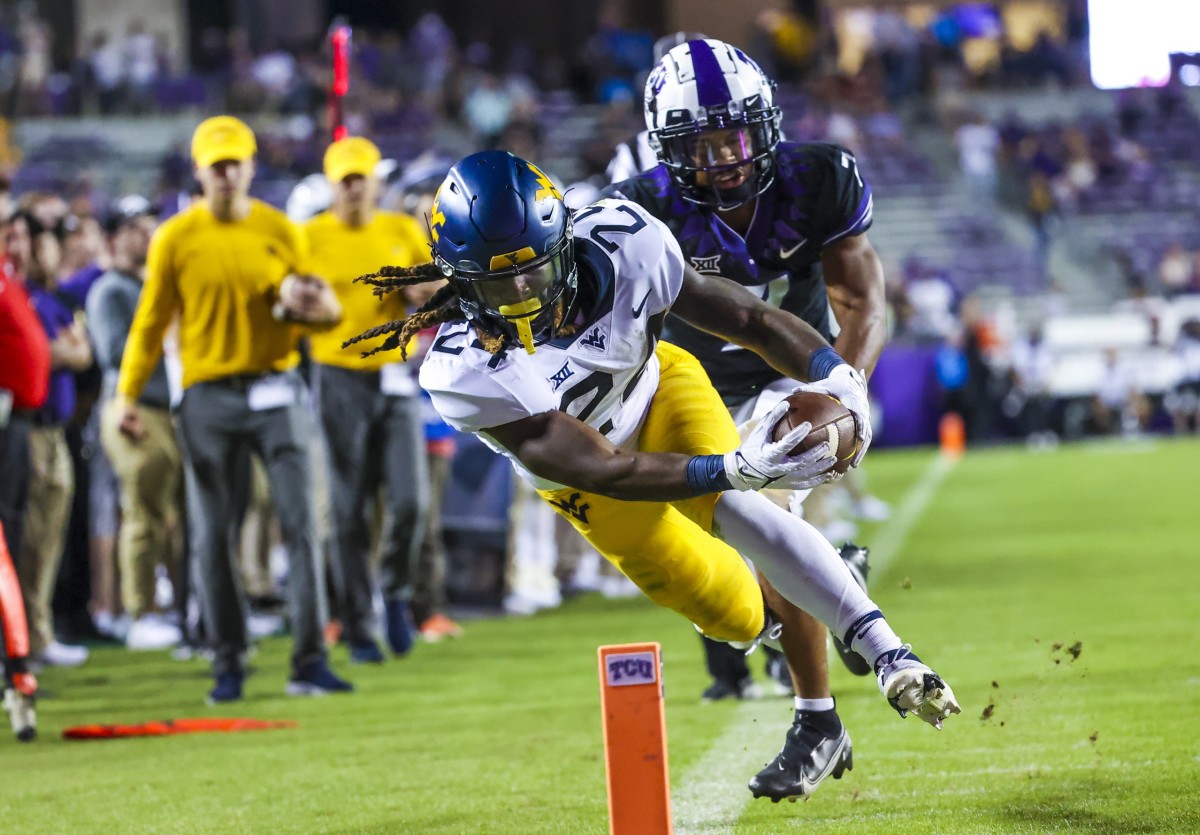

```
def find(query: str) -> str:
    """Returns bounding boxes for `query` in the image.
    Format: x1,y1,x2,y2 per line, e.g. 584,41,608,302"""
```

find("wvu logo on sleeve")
548,492,590,524
579,327,607,352
548,361,575,391
689,254,722,274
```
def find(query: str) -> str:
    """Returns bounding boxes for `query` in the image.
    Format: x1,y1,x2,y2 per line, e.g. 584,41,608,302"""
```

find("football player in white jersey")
345,151,959,771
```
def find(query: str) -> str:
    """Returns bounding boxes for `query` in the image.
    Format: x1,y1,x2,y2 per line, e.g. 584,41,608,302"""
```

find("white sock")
713,490,901,664
795,696,835,713
842,610,904,672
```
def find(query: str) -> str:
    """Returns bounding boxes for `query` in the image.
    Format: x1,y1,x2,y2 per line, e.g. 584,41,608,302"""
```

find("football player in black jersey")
355,150,959,804
605,38,889,803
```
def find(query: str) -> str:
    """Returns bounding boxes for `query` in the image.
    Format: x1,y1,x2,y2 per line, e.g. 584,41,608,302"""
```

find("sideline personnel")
115,116,351,703
306,136,432,661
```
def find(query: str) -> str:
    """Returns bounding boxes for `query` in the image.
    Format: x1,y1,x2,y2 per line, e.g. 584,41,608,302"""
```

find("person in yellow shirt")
306,137,434,662
114,115,352,704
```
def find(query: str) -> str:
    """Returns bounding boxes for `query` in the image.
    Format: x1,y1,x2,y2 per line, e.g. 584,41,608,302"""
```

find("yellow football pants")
538,342,763,642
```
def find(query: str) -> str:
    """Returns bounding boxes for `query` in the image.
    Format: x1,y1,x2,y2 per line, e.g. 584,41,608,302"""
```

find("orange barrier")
63,718,298,740
597,643,672,834
939,412,966,459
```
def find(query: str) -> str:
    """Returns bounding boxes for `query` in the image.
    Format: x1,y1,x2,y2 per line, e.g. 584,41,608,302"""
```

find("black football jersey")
603,141,872,405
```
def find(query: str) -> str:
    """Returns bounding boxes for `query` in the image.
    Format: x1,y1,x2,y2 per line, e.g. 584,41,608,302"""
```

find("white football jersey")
420,199,685,489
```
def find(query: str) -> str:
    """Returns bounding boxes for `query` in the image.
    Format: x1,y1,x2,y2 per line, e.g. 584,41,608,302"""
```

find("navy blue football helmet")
430,151,576,354
645,39,781,210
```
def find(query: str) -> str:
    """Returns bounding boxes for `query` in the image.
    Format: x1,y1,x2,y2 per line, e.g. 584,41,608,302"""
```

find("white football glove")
791,365,872,466
723,400,838,491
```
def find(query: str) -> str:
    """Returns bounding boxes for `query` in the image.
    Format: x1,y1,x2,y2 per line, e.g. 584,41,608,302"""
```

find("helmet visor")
472,252,566,315
676,126,758,170
655,116,779,209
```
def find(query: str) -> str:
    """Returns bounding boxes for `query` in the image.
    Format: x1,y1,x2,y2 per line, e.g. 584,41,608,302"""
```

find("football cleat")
696,607,783,656
748,710,852,802
700,675,763,702
384,599,416,656
728,609,784,655
419,613,464,643
348,640,386,665
875,646,961,729
3,676,37,742
286,661,354,697
207,671,244,705
832,543,873,676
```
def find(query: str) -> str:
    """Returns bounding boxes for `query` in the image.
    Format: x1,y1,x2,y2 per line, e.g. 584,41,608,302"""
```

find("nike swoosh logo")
735,455,778,487
632,289,651,318
778,239,807,259
735,454,760,481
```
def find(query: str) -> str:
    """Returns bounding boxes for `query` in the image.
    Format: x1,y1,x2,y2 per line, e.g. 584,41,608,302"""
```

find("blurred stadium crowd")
0,0,1198,689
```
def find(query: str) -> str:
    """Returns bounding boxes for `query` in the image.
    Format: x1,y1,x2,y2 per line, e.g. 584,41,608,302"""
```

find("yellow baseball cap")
191,116,257,169
324,136,382,184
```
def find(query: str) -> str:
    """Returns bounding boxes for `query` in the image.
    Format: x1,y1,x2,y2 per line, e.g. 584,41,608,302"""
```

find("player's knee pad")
540,488,763,642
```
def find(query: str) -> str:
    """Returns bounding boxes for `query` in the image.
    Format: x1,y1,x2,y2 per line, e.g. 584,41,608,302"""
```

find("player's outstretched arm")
670,265,835,384
486,411,695,502
485,407,832,503
671,264,873,462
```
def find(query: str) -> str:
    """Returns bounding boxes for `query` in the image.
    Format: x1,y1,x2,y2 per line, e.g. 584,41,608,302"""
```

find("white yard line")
670,699,792,834
862,453,959,580
672,452,960,834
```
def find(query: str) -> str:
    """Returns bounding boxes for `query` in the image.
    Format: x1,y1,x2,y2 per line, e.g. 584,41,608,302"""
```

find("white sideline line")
863,453,959,580
671,700,792,834
672,452,959,834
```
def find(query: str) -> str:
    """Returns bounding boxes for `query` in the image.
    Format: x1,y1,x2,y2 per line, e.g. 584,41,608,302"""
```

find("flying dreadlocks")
342,263,471,358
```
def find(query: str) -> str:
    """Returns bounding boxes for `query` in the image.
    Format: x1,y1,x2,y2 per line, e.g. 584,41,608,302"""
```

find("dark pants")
412,454,451,626
315,364,429,645
52,421,93,638
701,634,786,682
702,633,751,683
177,373,326,678
0,413,32,558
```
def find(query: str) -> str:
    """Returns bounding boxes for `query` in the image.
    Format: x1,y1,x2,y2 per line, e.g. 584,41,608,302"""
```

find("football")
771,391,859,475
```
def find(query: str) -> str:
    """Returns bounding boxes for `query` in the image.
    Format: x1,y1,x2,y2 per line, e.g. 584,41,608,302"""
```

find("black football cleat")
832,543,873,676
700,675,762,702
748,709,853,803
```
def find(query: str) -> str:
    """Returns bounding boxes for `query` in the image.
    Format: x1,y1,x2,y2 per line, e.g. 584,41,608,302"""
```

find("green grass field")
4,438,1199,833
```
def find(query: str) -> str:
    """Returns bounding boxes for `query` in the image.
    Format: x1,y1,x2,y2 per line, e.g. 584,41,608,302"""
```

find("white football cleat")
728,611,784,655
126,616,182,651
4,686,36,741
696,610,783,655
38,640,89,668
875,645,960,729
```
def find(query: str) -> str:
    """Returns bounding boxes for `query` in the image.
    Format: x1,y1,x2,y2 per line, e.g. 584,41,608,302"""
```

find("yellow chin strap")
498,298,543,354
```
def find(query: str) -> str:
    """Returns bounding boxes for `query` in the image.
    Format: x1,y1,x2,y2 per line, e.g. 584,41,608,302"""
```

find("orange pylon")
598,643,672,834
